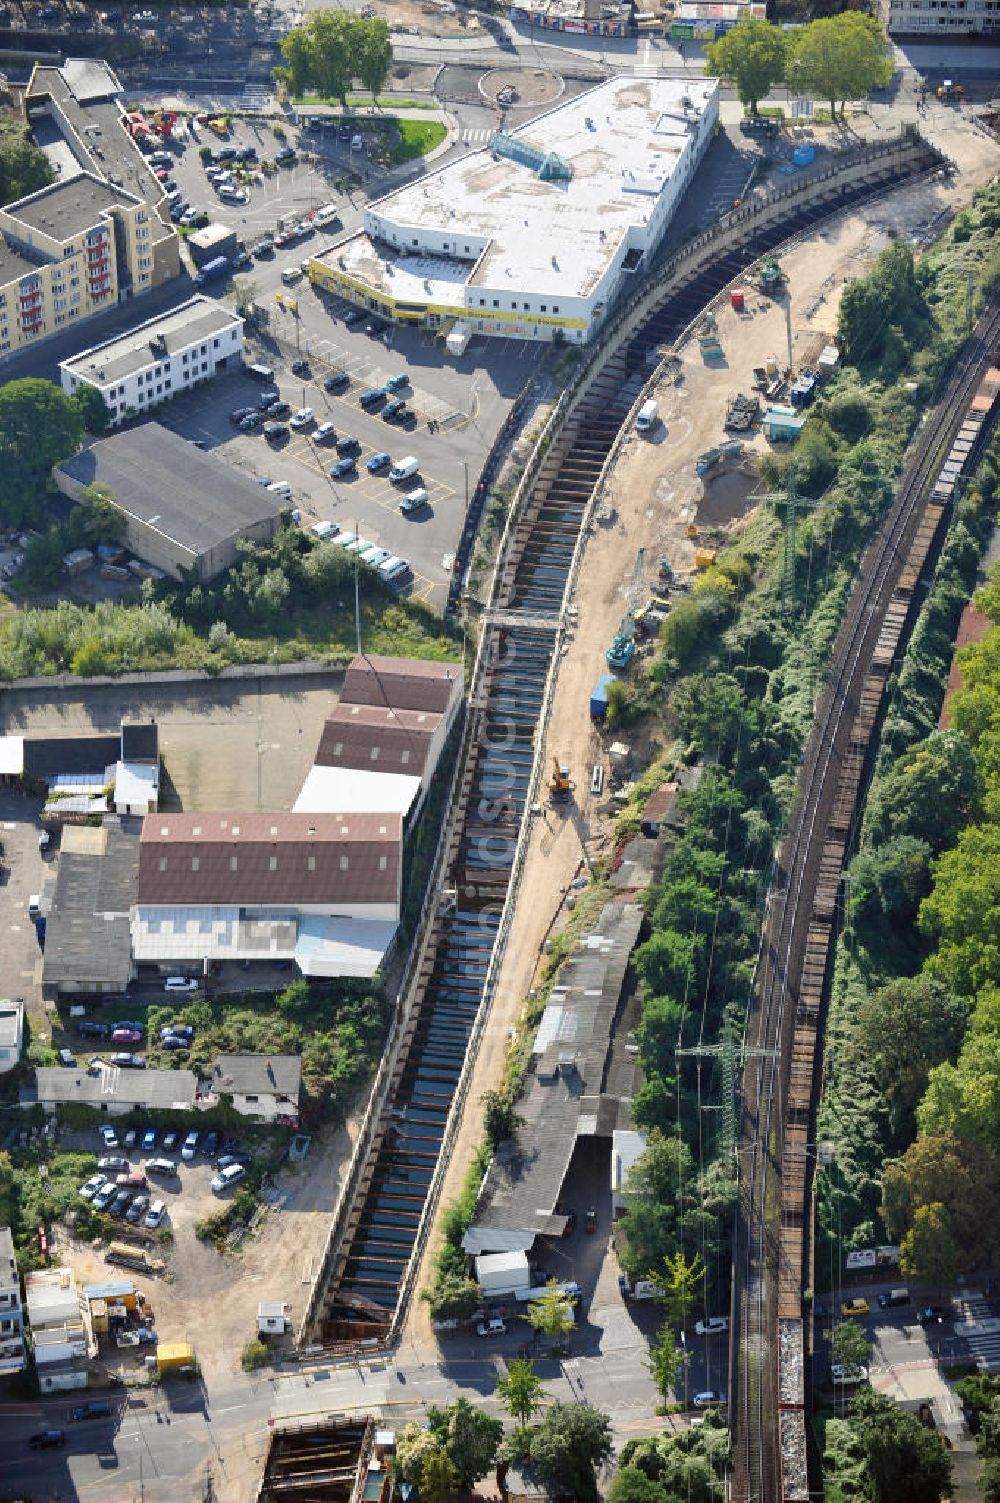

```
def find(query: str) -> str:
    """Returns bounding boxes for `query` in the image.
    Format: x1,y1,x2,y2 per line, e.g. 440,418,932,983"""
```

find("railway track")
734,298,1000,1503
302,131,944,1348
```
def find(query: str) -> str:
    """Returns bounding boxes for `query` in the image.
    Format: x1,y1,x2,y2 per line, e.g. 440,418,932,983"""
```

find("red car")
154,168,169,181
116,1172,147,1189
562,1210,577,1238
112,1028,141,1045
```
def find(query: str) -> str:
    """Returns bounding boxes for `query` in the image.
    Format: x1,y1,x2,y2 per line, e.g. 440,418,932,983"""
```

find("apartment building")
0,1227,27,1376
886,0,1000,31
0,59,180,363
24,1267,90,1392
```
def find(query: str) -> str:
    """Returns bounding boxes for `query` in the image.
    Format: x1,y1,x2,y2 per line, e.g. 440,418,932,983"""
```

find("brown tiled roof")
315,703,442,777
340,653,462,715
137,812,401,906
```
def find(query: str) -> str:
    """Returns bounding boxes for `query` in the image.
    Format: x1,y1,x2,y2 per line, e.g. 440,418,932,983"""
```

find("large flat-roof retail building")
0,61,179,363
54,420,282,581
309,77,718,347
58,295,244,426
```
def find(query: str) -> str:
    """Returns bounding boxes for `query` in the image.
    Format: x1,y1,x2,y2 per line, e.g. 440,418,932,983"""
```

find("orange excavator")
549,757,573,804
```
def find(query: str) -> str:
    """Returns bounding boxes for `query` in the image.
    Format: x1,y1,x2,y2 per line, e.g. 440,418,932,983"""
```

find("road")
1,1324,662,1502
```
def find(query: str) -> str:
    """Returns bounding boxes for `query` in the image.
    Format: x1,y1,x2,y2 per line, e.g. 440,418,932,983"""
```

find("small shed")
763,405,806,442
640,782,678,839
257,1301,289,1336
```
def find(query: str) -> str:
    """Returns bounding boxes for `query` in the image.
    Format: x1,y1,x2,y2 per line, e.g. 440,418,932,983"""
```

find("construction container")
763,405,805,442
590,673,616,722
817,344,839,379
695,548,717,570
764,354,780,378
63,548,94,575
154,1342,196,1376
730,288,745,312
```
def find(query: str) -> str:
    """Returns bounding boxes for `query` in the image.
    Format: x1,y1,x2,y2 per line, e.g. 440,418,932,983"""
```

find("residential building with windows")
24,1268,90,1392
58,297,244,425
0,60,179,363
207,1054,302,1125
0,998,23,1074
0,1227,27,1376
885,0,1000,32
309,76,718,347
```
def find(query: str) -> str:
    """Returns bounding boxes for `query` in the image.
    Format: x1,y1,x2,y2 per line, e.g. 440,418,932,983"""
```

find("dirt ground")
399,112,1000,1354
375,0,487,39
59,1118,358,1377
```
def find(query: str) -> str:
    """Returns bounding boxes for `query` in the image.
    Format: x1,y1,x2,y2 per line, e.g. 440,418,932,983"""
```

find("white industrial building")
131,811,403,979
310,76,719,347
59,295,244,424
885,0,1000,33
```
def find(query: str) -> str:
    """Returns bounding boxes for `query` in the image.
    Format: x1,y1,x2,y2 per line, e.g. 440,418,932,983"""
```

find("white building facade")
886,0,1000,32
310,77,719,347
59,296,244,425
0,1228,27,1376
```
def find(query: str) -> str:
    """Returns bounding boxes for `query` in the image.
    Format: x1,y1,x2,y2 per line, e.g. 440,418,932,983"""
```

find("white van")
361,545,392,569
247,363,275,382
267,480,291,499
281,266,303,286
636,398,659,434
379,556,410,584
27,894,41,918
310,520,338,540
389,456,419,483
315,203,340,227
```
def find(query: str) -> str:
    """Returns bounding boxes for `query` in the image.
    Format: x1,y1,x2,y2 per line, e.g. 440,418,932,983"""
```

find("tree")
867,730,979,852
837,242,926,368
830,1319,871,1372
607,1466,667,1503
849,1388,952,1503
420,1269,481,1322
977,1399,1000,1460
355,17,391,99
646,1324,685,1406
786,13,893,121
496,1358,548,1429
0,123,52,207
529,1403,614,1503
420,1448,460,1503
482,1088,521,1150
882,1131,1000,1267
857,976,969,1117
527,1281,575,1345
77,484,126,547
981,1457,1000,1503
649,1249,706,1329
426,1398,503,1488
845,835,931,932
901,1202,960,1290
704,16,787,116
0,378,84,524
70,383,110,436
395,1423,440,1485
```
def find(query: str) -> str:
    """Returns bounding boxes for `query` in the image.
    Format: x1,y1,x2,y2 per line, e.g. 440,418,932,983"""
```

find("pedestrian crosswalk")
461,129,493,146
955,1297,1000,1370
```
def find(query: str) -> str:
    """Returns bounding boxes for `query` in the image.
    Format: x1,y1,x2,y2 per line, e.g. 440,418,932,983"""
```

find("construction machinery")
756,256,784,295
605,548,646,671
936,79,964,101
549,757,573,803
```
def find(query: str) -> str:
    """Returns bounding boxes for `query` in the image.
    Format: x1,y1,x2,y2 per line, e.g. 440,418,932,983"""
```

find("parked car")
29,1430,66,1449
359,387,386,410
144,1199,167,1228
181,1132,199,1161
164,977,198,992
38,829,52,852
264,399,291,418
289,407,314,430
335,435,360,456
211,1163,247,1193
216,1153,251,1169
330,457,357,480
830,1364,868,1385
584,1205,597,1233
252,239,274,258
93,1182,116,1211
110,1053,146,1069
161,1132,179,1152
476,1316,506,1337
367,451,391,474
917,1305,951,1325
264,422,289,442
695,1317,729,1337
291,358,310,377
312,422,336,443
72,1401,111,1421
79,1173,107,1200
116,1172,147,1189
384,373,408,392
146,1158,177,1178
98,1156,128,1171
57,1048,76,1067
123,1129,137,1149
100,1126,119,1148
841,1298,870,1319
111,1020,143,1033
692,1391,726,1409
78,1020,112,1037
160,1035,188,1051
202,1131,220,1156
112,1028,142,1045
125,1194,150,1224
239,411,263,432
109,1189,132,1217
399,489,427,514
275,146,296,163
160,1025,194,1042
324,371,349,393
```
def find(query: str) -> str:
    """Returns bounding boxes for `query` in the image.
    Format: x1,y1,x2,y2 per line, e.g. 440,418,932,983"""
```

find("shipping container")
590,673,616,721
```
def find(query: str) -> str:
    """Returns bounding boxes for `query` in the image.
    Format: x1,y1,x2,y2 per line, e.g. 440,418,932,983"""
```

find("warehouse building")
309,77,718,347
131,811,403,979
54,421,282,581
58,295,244,426
41,819,141,998
35,1063,198,1115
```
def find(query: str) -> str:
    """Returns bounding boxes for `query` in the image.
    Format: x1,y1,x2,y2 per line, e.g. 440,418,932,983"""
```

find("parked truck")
147,1341,196,1377
194,255,228,287
475,1251,531,1300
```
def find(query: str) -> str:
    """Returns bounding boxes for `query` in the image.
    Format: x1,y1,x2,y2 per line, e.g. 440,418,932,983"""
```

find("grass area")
390,117,447,163
301,93,439,111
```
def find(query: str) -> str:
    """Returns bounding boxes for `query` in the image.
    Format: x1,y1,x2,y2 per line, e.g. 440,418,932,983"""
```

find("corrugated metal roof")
293,765,422,819
137,812,401,907
315,702,441,776
341,653,462,715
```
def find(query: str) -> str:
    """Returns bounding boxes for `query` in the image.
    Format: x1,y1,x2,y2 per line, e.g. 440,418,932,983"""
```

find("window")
379,855,387,871
541,304,547,312
213,337,219,348
370,747,380,761
412,238,418,246
339,856,349,871
191,856,199,871
156,384,162,395
230,856,238,871
553,305,560,313
245,1094,259,1104
307,855,316,871
493,299,499,308
269,856,277,870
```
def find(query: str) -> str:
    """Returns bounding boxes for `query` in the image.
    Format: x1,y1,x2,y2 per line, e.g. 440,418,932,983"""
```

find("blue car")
383,373,408,392
367,451,391,474
331,457,357,479
142,1130,157,1152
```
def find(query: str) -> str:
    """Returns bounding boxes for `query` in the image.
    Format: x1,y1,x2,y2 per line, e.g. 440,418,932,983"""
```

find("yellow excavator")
549,757,573,804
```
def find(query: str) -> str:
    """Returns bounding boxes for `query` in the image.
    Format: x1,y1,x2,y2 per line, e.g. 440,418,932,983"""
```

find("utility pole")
784,292,794,373
759,476,808,614
676,1008,779,1169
